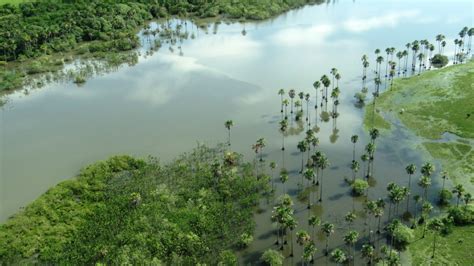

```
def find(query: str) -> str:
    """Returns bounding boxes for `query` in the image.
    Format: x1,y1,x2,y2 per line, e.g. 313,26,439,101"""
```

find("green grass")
364,61,474,192
0,0,28,5
408,223,474,265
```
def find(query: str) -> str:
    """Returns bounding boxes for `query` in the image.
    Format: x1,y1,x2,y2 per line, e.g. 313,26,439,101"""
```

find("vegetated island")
363,60,474,265
0,146,269,264
0,0,324,93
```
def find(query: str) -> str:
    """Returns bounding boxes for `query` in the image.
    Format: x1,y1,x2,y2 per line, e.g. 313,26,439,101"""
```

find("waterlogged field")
1,0,473,265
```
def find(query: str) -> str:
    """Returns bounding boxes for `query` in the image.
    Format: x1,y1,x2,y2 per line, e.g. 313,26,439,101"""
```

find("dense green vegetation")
0,0,324,92
0,146,266,264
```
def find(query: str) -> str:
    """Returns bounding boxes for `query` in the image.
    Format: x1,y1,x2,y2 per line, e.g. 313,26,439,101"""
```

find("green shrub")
431,54,449,68
351,179,369,196
438,189,453,206
448,206,474,225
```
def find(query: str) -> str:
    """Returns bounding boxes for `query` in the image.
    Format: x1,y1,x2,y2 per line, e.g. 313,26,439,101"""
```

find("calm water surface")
1,0,472,264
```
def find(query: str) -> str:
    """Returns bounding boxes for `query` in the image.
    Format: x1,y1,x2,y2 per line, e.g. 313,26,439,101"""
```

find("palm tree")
350,135,359,162
317,154,329,202
436,34,445,54
417,53,425,74
411,40,420,72
376,56,384,77
278,89,285,113
296,230,311,250
330,249,347,265
305,93,311,124
284,215,298,257
280,169,289,194
321,222,335,256
405,164,416,213
343,230,359,262
289,89,296,114
428,218,444,258
330,68,338,89
418,175,431,200
308,215,321,240
320,75,331,104
421,201,433,238
303,242,317,266
282,99,289,120
421,162,435,177
361,244,375,265
303,168,315,208
396,51,403,75
269,162,277,192
297,140,309,174
279,119,288,151
256,138,266,162
369,128,379,144
313,80,321,119
345,211,357,228
452,184,465,207
224,120,234,146
350,160,360,183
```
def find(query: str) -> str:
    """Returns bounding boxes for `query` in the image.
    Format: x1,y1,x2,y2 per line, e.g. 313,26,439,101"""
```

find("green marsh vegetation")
0,145,268,264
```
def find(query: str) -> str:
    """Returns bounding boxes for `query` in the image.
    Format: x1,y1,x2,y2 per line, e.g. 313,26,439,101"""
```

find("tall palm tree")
289,89,296,114
313,81,321,110
402,50,409,75
350,160,360,183
428,218,444,258
361,244,375,265
396,51,403,76
280,169,289,194
464,193,472,206
284,215,297,257
421,162,435,177
405,164,416,212
343,230,359,262
224,120,234,146
305,93,311,124
350,135,359,162
330,249,347,265
321,75,331,105
317,154,329,202
303,242,317,266
376,56,384,77
321,222,335,256
421,201,433,238
282,99,289,120
452,184,465,207
308,215,321,240
278,89,285,113
411,40,420,72
417,53,425,74
296,230,311,252
436,34,445,54
279,119,288,151
304,168,315,209
269,162,277,192
418,175,432,200
330,68,338,90
297,140,309,174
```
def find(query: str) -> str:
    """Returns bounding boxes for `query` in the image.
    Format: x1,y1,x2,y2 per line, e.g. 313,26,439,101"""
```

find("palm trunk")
319,170,324,202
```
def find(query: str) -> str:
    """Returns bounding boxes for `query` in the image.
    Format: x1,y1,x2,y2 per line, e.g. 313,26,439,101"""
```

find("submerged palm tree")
278,89,285,113
289,89,296,114
343,230,359,262
321,75,331,104
317,154,329,202
303,241,317,265
308,215,321,240
351,135,359,162
224,120,234,146
405,164,416,212
321,222,335,256
361,244,375,265
297,140,309,174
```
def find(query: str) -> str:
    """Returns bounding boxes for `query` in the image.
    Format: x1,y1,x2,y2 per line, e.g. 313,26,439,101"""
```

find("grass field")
408,222,474,265
364,60,474,193
0,0,28,5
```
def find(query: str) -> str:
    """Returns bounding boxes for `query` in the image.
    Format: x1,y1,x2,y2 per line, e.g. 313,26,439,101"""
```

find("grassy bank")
0,146,266,264
364,61,474,192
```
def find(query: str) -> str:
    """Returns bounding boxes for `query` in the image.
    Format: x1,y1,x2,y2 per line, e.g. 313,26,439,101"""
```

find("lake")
1,0,472,264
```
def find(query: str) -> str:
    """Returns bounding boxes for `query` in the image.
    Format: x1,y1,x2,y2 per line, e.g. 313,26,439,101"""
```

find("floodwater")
1,0,472,264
